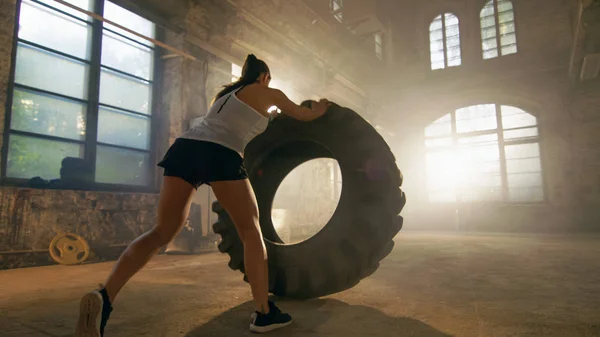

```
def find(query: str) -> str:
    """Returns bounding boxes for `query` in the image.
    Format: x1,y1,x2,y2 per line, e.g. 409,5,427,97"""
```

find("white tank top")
180,86,269,155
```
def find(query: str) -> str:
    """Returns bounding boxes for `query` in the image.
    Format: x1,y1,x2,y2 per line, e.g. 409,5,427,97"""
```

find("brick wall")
0,188,158,269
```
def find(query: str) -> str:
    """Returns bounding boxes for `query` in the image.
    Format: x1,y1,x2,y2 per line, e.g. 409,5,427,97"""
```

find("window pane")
446,36,460,48
446,26,460,39
456,104,498,133
19,0,92,59
503,127,538,140
500,25,516,39
430,16,442,31
480,15,496,29
425,113,452,137
99,68,151,114
482,36,498,49
11,89,86,140
431,50,445,63
458,142,500,162
498,10,514,24
447,46,461,59
447,57,461,67
508,187,544,202
484,49,498,59
101,30,153,80
458,188,503,202
461,173,502,187
481,1,495,17
505,143,540,159
482,27,497,39
6,134,84,179
426,150,455,190
376,44,383,59
506,157,541,174
428,190,456,203
501,44,518,55
425,137,453,148
446,30,459,42
458,133,498,146
430,39,444,52
456,104,496,120
425,139,504,203
507,172,542,187
95,146,149,185
15,43,89,99
431,61,445,70
471,160,501,174
375,33,382,45
98,107,150,150
37,0,93,21
500,32,516,45
456,133,501,202
444,13,458,26
501,106,536,128
497,0,514,13
430,29,443,41
103,1,155,47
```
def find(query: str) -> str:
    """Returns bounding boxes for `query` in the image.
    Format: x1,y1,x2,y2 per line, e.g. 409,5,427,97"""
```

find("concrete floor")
1,233,600,337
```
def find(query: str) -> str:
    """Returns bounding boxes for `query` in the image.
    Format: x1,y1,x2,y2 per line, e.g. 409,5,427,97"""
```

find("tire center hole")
271,158,342,244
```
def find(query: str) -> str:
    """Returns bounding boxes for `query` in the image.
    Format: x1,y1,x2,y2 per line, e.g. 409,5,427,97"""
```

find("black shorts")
157,138,248,189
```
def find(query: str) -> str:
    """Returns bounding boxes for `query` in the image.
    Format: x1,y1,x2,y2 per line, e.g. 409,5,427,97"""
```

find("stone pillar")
0,0,17,163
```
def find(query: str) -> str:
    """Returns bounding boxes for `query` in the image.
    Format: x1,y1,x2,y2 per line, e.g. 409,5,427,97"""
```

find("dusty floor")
1,232,600,337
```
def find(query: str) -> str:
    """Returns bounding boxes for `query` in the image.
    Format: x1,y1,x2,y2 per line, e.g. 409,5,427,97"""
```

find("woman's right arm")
268,88,328,121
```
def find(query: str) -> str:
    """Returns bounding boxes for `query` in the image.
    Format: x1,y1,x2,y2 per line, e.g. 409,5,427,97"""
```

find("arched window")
480,0,517,59
425,104,543,203
430,13,461,70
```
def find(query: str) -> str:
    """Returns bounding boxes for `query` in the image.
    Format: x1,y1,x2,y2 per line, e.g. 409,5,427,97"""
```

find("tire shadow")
185,297,452,337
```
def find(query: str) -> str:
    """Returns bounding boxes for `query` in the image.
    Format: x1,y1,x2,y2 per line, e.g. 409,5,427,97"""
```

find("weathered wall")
0,188,158,269
0,0,17,156
379,0,600,233
569,80,600,230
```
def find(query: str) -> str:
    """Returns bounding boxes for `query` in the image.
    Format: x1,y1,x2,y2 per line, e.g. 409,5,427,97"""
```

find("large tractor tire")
212,101,406,299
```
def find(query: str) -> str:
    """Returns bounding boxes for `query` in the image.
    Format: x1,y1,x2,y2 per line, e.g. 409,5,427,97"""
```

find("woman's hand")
270,89,331,121
310,99,330,118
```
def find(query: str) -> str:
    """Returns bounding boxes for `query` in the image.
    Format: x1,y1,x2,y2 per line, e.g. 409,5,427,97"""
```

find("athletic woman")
75,54,329,336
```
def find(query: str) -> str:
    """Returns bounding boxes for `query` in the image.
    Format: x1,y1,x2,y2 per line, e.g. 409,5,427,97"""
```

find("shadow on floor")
185,297,452,337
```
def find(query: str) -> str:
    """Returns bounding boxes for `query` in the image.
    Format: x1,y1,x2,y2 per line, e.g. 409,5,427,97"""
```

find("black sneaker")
249,301,292,333
75,286,113,337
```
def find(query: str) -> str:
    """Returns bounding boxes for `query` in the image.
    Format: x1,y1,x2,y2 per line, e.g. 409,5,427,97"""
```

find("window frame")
1,0,163,193
429,12,462,70
479,0,518,60
424,104,547,205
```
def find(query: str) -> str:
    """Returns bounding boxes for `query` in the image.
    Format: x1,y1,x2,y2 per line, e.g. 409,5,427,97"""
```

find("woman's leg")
210,179,269,313
210,178,292,333
211,179,292,333
76,176,195,337
103,176,196,302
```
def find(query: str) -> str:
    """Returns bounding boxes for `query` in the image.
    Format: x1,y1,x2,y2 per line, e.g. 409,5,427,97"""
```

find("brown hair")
213,54,270,103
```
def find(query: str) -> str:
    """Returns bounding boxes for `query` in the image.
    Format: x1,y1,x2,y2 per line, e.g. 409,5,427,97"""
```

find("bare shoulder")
235,84,274,115
238,84,278,103
237,83,269,97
